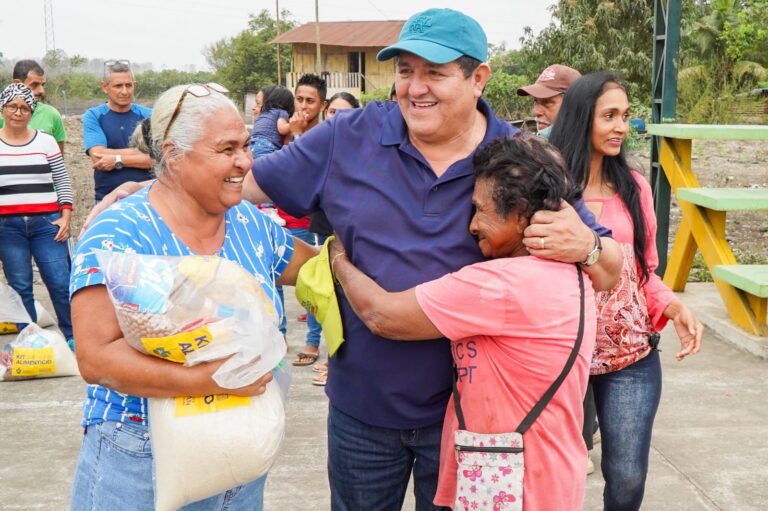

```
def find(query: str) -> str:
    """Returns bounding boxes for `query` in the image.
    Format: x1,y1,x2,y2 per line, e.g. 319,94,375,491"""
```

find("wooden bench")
676,188,768,211
712,265,768,335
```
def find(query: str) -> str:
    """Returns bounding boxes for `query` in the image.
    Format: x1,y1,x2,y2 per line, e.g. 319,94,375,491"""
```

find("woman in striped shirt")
0,83,74,347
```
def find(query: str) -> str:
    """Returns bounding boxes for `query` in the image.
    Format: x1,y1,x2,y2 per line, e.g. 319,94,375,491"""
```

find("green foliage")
519,0,655,106
678,0,768,123
134,70,216,99
360,87,391,105
204,9,296,99
483,71,531,121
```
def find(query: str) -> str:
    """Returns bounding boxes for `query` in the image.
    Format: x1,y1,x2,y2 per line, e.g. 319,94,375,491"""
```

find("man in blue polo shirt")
83,60,153,202
244,8,622,510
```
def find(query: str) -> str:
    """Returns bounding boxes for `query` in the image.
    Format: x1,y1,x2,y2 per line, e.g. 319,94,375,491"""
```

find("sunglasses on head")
163,83,229,140
104,59,131,69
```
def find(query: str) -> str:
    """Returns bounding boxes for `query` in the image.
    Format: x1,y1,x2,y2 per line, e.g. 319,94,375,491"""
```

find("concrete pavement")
1,283,766,510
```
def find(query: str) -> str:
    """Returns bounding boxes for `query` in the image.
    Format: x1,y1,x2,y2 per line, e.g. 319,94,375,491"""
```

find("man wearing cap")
517,64,581,137
254,8,623,509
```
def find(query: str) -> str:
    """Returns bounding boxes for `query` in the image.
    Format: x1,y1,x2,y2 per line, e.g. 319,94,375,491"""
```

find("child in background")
249,85,294,157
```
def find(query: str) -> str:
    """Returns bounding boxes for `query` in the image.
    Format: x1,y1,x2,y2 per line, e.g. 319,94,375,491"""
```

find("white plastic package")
150,379,285,511
93,250,288,509
0,281,31,335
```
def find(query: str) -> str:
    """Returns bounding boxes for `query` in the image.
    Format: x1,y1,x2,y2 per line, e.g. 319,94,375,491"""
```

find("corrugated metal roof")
273,20,405,47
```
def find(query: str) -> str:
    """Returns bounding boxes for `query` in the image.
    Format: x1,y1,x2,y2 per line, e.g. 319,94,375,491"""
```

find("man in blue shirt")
244,8,622,510
82,60,153,202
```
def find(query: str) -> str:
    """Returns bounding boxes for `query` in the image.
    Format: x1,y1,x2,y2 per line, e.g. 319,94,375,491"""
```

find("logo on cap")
408,16,432,33
539,67,557,82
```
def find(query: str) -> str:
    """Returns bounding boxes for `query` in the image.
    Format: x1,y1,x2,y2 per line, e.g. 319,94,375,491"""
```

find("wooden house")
272,20,405,98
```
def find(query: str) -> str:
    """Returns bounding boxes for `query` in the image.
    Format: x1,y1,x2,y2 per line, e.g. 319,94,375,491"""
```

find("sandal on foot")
312,361,328,373
292,352,319,366
312,372,328,386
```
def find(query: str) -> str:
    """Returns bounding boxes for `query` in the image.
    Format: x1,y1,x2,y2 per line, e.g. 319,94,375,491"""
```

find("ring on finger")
539,237,545,249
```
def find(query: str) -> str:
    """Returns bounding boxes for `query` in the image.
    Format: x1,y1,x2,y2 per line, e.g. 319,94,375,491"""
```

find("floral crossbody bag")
452,265,586,511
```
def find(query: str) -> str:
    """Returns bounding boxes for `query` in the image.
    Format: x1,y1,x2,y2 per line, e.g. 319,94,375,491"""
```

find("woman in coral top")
330,136,597,510
550,72,704,511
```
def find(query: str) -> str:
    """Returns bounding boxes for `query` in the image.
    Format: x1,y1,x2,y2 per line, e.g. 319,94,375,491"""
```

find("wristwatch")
580,230,602,267
114,154,124,170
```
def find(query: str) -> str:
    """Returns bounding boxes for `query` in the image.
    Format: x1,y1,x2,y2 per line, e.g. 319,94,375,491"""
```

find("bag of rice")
93,250,288,509
150,380,285,511
1,324,79,381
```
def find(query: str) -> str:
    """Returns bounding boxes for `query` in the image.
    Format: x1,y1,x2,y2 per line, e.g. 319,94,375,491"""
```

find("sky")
0,0,555,71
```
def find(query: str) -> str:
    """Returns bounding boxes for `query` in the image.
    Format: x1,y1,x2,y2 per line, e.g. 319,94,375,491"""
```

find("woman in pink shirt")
330,136,597,510
549,72,703,511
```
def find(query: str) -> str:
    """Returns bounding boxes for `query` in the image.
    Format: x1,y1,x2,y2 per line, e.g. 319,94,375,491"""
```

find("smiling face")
532,94,563,132
101,71,135,111
395,52,488,146
469,178,526,259
171,107,253,215
1,97,33,130
252,91,264,119
591,86,629,158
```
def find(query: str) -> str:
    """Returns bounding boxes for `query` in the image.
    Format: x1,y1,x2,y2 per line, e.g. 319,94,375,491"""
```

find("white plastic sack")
1,324,79,381
34,301,56,328
150,380,285,511
93,250,286,388
0,282,32,335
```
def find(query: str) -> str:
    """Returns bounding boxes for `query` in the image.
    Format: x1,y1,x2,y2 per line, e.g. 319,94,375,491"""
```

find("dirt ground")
62,116,767,261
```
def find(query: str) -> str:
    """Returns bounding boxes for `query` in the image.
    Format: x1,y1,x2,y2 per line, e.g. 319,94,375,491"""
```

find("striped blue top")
69,185,294,426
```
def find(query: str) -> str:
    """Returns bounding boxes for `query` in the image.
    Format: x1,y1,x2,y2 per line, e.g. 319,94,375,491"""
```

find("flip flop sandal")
311,372,328,386
312,362,328,373
292,352,319,366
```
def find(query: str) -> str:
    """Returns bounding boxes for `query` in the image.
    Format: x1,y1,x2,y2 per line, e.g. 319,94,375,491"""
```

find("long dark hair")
549,72,650,285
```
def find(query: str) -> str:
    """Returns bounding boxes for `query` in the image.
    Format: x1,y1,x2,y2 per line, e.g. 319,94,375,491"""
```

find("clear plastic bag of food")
93,249,286,388
1,323,79,381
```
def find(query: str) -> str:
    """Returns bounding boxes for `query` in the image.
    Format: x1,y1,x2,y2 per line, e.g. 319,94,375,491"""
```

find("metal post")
276,0,282,86
650,0,681,275
315,0,321,75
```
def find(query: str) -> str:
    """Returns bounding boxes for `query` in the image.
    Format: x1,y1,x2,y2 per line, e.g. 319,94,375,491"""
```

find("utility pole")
276,0,282,85
44,0,56,53
315,0,321,75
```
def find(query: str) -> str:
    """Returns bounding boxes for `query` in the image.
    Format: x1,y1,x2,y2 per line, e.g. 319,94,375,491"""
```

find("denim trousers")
327,404,449,511
70,421,266,511
592,349,662,511
276,227,323,348
0,213,72,339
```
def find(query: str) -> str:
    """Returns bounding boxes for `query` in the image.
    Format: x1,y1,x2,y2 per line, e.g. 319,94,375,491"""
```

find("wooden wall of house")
289,43,396,94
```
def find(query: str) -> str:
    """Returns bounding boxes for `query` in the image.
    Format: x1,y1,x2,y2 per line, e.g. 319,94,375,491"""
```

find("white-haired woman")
69,83,316,510
0,83,74,347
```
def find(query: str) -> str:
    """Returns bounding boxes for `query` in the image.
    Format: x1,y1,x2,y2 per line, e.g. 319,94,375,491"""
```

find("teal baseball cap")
377,8,487,64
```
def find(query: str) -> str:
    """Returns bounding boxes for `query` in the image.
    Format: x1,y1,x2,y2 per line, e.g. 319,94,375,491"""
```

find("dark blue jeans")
592,349,662,511
327,404,449,511
0,213,72,339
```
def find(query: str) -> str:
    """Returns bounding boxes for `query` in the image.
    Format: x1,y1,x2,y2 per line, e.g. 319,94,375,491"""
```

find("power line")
44,0,56,53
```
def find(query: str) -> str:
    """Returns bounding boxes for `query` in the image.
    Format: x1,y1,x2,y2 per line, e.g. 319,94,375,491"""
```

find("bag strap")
451,264,585,435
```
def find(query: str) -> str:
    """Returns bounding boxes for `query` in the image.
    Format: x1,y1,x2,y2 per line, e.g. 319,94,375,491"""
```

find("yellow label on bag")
11,347,56,377
141,326,213,363
174,394,252,417
0,322,19,334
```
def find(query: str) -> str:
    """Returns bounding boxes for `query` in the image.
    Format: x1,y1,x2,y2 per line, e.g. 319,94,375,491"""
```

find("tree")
204,9,296,97
520,0,655,104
